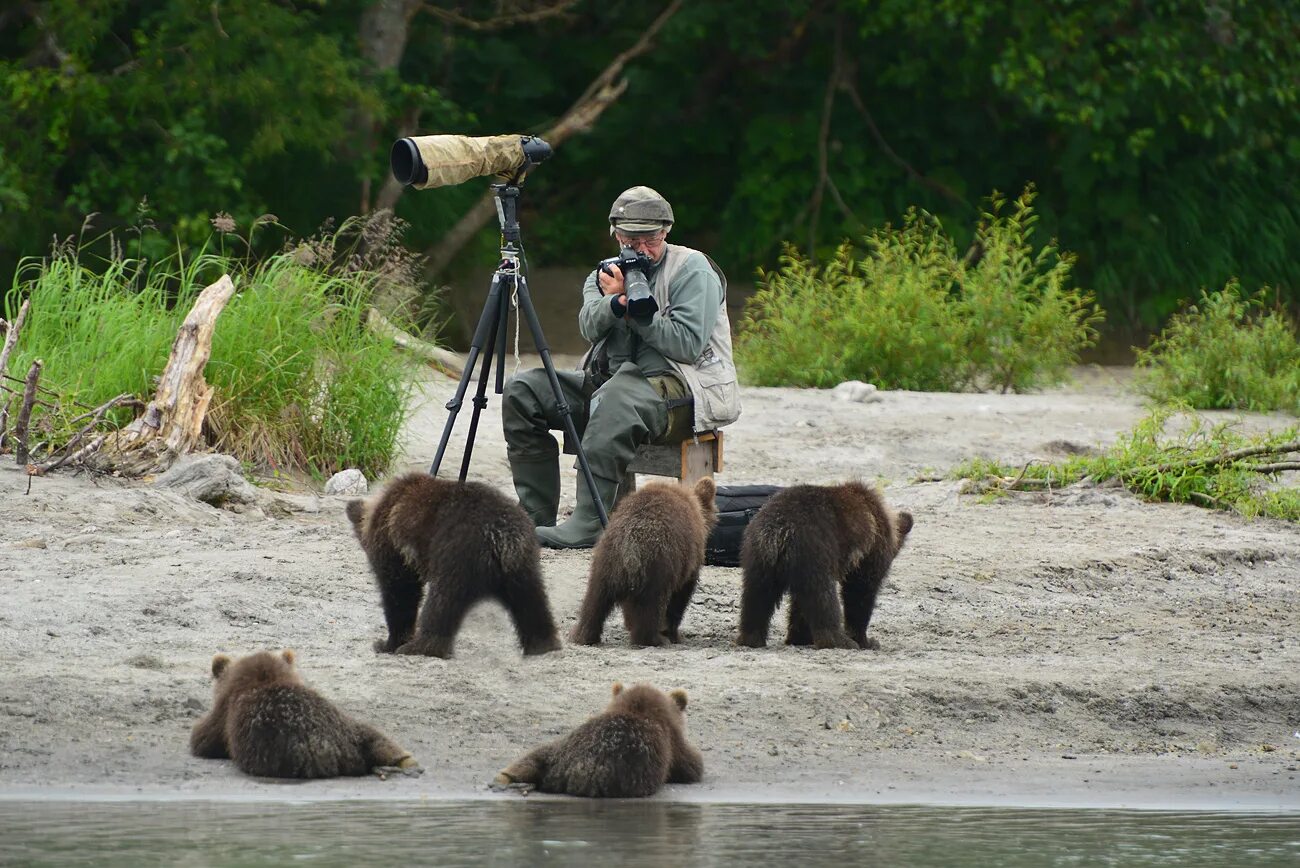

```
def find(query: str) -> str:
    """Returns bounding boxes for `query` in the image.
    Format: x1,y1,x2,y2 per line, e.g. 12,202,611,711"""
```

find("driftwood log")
0,297,30,384
12,360,42,466
91,275,236,476
31,393,138,475
366,307,464,377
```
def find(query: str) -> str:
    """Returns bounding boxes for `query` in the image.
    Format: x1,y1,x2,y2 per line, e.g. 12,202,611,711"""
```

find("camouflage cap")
608,186,674,235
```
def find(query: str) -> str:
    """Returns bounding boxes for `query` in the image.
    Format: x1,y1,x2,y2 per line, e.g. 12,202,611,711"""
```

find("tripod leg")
494,269,511,395
429,274,505,477
512,276,609,527
459,282,505,481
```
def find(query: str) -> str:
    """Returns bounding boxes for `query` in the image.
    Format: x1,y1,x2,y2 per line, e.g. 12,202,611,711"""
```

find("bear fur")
570,478,718,647
736,481,913,650
189,649,418,779
494,682,703,798
346,473,561,658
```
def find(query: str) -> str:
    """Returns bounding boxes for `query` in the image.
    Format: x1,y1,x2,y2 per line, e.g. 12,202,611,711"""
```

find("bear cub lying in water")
190,649,418,779
494,682,703,798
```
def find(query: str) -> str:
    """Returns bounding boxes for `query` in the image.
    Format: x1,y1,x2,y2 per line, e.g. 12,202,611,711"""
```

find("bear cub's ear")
211,654,231,678
345,499,366,528
670,689,688,710
281,649,296,666
896,511,914,538
611,682,624,697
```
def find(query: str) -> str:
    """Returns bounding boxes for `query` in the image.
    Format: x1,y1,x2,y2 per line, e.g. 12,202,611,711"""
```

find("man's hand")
598,264,626,297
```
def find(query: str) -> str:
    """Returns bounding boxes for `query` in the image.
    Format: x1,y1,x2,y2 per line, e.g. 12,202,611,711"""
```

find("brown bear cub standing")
190,650,418,779
494,683,703,798
737,481,913,650
570,478,718,647
346,473,561,658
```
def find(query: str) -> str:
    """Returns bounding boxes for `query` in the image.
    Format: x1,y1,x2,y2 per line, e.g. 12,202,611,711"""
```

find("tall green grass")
1133,281,1300,414
736,188,1103,392
4,255,183,423
4,222,419,478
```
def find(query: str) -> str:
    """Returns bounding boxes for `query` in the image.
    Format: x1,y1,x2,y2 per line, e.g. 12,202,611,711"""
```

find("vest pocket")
697,378,740,426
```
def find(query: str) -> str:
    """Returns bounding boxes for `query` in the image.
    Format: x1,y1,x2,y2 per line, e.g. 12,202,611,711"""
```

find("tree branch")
423,0,685,278
420,0,581,31
1126,441,1300,476
1244,461,1300,474
34,393,136,474
839,72,973,212
807,31,840,259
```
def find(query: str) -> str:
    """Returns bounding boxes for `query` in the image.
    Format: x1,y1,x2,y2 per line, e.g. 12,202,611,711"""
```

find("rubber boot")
535,473,620,549
509,454,560,528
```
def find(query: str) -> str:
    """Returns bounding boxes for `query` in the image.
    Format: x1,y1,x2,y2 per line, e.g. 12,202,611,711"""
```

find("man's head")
609,186,673,262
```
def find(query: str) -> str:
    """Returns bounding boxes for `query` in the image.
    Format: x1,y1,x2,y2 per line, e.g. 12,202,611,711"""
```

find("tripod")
428,178,609,528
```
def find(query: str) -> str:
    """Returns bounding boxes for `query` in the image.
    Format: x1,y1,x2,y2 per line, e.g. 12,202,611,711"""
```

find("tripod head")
493,183,526,248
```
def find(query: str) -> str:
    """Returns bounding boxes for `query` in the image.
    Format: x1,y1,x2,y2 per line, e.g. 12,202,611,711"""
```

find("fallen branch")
1124,441,1300,477
981,476,1059,491
366,307,464,377
32,433,108,476
1247,461,1300,474
32,392,136,474
66,394,143,427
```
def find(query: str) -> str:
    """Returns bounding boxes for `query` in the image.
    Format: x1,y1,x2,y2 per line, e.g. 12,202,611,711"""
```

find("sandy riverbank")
1,365,1296,808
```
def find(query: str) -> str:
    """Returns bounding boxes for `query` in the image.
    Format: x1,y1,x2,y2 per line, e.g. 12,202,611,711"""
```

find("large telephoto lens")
390,138,428,187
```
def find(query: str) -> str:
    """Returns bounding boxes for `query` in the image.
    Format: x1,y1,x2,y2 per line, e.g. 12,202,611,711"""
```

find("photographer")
502,186,740,549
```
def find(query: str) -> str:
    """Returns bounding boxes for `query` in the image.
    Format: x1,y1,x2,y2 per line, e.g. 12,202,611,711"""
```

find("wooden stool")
619,430,723,497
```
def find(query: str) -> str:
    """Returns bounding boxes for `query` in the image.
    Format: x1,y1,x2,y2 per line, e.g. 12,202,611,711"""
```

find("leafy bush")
951,406,1299,521
1133,281,1300,414
736,188,1103,391
4,217,420,478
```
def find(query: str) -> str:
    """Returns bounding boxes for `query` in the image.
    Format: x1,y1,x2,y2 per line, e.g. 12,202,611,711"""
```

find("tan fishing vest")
655,243,742,432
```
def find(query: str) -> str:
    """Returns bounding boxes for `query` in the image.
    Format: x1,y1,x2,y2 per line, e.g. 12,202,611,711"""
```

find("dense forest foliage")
3,0,1298,331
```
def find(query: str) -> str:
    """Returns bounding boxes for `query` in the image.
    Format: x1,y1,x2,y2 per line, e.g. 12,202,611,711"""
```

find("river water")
1,800,1297,866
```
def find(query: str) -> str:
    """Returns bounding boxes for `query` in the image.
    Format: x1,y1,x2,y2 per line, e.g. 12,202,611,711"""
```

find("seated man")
502,185,741,548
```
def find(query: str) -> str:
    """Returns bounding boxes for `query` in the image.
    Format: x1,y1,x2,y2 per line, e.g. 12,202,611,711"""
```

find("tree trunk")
357,0,424,214
92,275,237,476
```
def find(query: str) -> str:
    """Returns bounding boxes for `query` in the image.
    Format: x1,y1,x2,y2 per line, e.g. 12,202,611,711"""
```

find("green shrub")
957,192,1104,393
4,220,419,478
736,188,1103,391
1133,281,1300,414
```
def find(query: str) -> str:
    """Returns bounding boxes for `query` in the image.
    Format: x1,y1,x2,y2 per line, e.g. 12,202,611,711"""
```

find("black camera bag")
705,485,784,567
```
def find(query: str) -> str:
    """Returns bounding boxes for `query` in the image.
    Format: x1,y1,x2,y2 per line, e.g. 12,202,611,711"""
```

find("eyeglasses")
615,231,665,250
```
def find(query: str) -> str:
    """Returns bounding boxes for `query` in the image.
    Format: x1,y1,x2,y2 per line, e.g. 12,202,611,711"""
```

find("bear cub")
494,682,703,798
737,480,913,650
347,473,561,658
570,477,718,647
190,649,418,779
